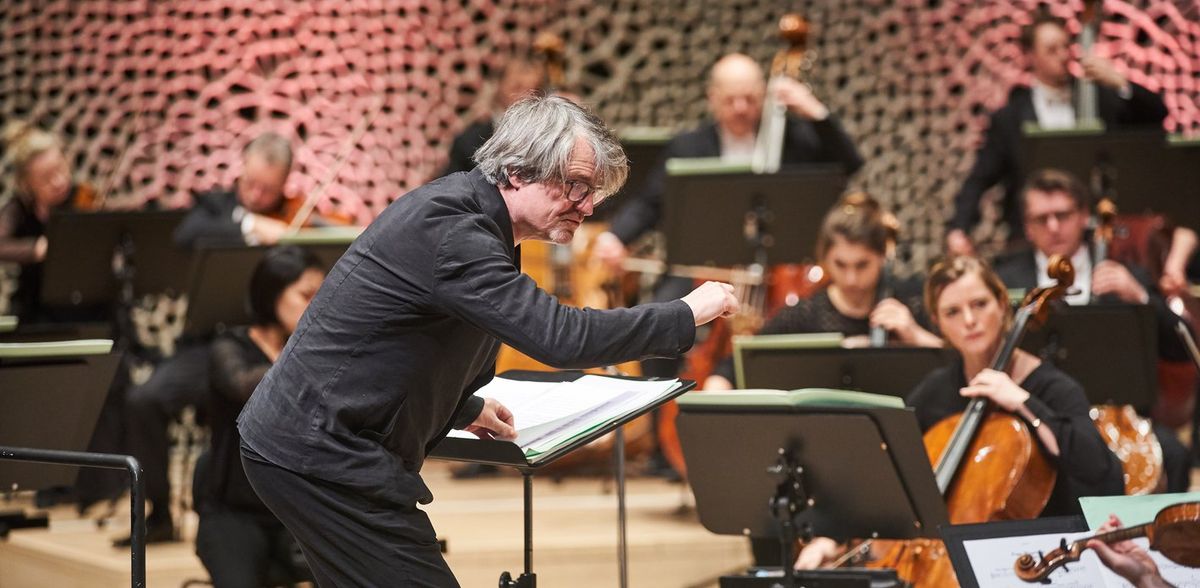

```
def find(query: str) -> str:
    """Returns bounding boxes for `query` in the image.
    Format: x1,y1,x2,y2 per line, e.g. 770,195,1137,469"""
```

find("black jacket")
608,116,864,245
949,82,1167,239
238,169,696,506
173,188,247,249
994,247,1188,361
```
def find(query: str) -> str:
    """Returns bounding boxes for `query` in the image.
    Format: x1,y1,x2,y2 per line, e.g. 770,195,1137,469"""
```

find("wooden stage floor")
0,461,752,587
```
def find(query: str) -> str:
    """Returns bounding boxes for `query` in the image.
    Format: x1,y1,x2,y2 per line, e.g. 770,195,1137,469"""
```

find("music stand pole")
499,471,537,588
615,427,629,588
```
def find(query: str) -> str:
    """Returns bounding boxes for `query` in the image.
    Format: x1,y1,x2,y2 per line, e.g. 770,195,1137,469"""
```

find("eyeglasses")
562,179,604,206
1025,209,1079,228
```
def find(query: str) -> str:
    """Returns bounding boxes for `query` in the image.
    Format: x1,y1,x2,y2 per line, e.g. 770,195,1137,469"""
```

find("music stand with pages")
430,370,694,588
0,340,148,587
40,210,191,311
183,243,352,337
676,393,948,588
734,333,955,396
1018,305,1158,412
941,516,1087,588
663,166,847,268
1019,128,1199,232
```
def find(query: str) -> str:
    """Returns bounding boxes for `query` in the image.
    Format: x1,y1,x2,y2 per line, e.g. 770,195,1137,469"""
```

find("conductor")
237,95,738,586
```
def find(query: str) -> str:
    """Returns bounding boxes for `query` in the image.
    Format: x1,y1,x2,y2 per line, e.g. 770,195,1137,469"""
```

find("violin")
869,256,1075,587
1014,501,1200,583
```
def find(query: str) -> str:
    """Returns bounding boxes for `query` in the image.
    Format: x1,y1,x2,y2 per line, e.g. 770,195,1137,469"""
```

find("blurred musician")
439,57,546,178
591,52,863,382
993,168,1192,492
704,193,940,391
0,121,93,322
195,246,320,587
122,131,299,545
173,132,295,248
946,9,1168,257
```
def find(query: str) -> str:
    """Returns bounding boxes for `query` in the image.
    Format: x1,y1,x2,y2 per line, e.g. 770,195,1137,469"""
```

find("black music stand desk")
430,370,695,588
733,333,954,395
1018,304,1158,412
663,165,848,267
183,243,352,337
40,210,190,310
676,392,948,588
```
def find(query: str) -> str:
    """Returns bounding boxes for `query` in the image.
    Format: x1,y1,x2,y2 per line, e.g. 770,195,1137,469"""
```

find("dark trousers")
240,445,457,588
125,344,211,524
196,506,310,588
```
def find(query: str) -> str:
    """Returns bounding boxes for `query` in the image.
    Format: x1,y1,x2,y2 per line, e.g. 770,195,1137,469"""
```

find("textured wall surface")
1,0,1197,270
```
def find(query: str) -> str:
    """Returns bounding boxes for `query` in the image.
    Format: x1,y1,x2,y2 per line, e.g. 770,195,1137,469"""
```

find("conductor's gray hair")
474,95,628,199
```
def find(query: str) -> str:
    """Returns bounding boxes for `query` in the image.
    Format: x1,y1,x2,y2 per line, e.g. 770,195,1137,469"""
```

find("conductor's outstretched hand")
681,281,738,326
465,397,518,441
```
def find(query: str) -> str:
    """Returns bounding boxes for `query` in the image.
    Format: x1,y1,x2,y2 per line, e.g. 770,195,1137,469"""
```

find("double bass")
868,256,1075,587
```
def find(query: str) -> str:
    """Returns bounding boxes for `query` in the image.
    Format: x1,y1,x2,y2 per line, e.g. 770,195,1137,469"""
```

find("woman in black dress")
196,246,323,587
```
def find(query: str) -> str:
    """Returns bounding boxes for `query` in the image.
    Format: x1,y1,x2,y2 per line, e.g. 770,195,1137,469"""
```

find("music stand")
663,166,848,267
735,336,954,395
676,397,947,588
40,210,191,309
1018,305,1157,412
430,370,694,588
941,516,1087,588
182,243,351,337
1019,129,1199,232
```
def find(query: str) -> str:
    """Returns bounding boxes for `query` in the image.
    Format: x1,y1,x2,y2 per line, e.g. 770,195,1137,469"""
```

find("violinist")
946,9,1168,257
0,120,93,322
172,132,295,248
993,168,1193,492
704,193,941,391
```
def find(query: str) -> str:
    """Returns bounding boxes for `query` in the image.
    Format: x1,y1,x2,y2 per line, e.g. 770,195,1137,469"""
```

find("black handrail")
0,446,145,588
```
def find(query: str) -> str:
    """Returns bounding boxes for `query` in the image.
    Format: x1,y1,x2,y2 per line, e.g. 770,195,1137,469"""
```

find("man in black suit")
994,168,1191,492
946,11,1168,257
592,53,863,267
173,132,295,248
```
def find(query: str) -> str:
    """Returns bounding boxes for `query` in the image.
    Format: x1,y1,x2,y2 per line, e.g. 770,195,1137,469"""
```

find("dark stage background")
1,0,1197,271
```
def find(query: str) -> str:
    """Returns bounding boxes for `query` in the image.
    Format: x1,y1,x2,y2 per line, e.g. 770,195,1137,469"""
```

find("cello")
868,256,1075,587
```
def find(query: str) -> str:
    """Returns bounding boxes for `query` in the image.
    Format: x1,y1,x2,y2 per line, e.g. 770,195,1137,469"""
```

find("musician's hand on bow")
591,231,628,271
1088,515,1169,588
464,397,517,441
870,298,917,339
1081,56,1128,92
773,77,829,121
702,374,734,391
681,281,738,326
1093,260,1149,304
794,537,841,570
960,368,1030,412
247,212,290,245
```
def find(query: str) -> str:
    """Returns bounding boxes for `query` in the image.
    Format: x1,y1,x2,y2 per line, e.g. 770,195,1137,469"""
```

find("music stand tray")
40,209,190,308
1018,304,1157,411
735,337,954,397
0,342,119,490
663,167,848,267
183,243,352,337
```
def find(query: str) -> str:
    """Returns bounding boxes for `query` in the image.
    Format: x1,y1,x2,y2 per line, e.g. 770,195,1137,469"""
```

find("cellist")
797,256,1125,571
